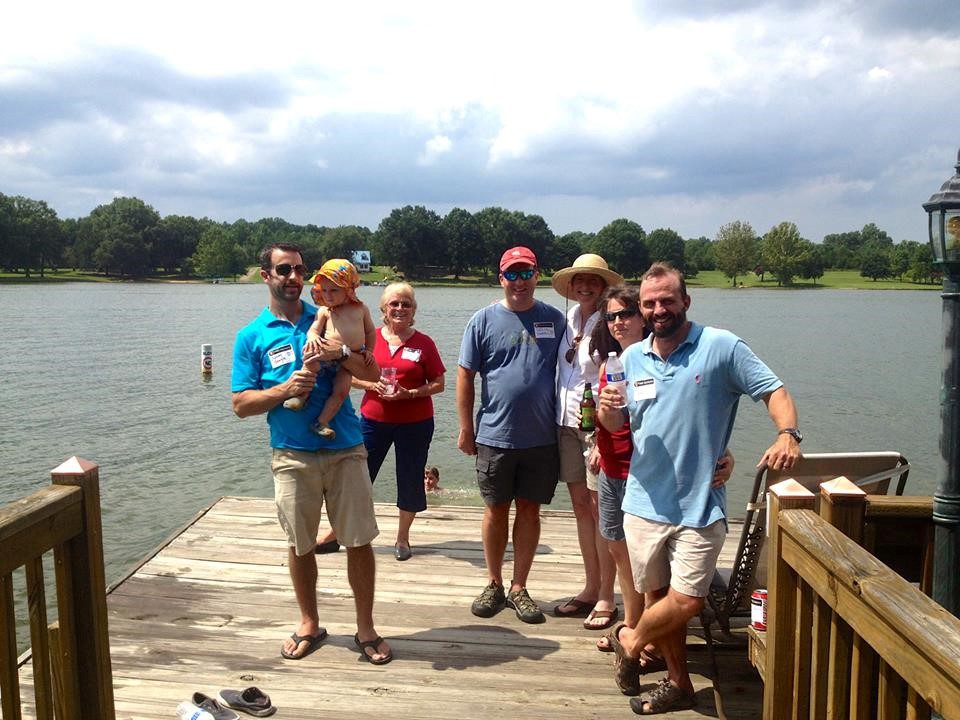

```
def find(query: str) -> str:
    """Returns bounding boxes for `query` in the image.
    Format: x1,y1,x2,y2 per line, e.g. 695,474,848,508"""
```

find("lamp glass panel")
930,211,944,261
946,209,960,262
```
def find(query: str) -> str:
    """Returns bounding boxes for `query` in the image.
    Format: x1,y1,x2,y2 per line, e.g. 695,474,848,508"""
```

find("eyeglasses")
273,263,309,277
565,334,583,363
502,268,536,281
387,300,413,308
604,308,639,322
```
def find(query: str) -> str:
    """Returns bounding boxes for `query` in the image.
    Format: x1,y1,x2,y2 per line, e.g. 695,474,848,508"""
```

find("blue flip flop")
279,628,327,660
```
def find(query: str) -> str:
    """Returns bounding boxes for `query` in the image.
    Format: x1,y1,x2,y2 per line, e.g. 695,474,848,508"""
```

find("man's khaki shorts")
271,446,379,556
623,513,725,597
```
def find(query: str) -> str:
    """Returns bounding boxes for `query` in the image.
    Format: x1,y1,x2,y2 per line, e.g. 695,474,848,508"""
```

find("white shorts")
623,514,726,598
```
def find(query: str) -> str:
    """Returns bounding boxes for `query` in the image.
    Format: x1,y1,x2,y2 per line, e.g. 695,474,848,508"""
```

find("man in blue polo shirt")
232,243,392,665
598,262,800,712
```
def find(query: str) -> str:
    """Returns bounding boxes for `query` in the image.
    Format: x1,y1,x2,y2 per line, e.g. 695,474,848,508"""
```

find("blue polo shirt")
231,301,363,450
621,322,782,527
458,300,564,449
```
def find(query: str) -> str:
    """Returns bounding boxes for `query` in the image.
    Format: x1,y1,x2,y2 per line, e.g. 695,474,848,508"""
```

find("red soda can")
751,589,768,630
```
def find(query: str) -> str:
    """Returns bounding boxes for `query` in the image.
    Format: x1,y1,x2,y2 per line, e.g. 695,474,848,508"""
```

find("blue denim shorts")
598,470,627,542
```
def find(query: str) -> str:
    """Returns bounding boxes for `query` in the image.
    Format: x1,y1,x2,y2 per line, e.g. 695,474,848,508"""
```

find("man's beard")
649,309,685,338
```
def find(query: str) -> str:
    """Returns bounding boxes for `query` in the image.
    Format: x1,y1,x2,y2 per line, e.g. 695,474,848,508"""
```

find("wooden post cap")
769,479,816,498
820,476,866,497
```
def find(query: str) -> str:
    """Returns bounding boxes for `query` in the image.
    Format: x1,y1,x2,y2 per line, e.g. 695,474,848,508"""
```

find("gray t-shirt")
459,300,564,449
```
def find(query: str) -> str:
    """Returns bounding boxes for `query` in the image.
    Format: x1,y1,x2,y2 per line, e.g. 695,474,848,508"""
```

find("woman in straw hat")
550,253,624,631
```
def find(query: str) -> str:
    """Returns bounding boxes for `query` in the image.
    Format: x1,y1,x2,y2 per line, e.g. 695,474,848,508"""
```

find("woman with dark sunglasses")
549,254,624,631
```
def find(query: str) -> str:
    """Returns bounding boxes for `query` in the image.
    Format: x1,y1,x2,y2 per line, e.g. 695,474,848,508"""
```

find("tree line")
0,192,939,285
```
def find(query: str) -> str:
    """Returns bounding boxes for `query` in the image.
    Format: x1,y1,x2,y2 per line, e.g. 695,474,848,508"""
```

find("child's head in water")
311,259,361,308
424,466,440,492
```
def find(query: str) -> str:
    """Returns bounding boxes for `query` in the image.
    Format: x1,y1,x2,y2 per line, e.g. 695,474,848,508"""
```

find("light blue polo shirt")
232,301,363,450
620,322,782,527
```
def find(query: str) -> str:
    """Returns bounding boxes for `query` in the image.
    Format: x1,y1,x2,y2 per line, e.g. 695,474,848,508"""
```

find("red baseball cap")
499,246,538,272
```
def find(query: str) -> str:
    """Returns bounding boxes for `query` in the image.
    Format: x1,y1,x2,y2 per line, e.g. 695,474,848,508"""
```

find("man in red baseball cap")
456,245,564,624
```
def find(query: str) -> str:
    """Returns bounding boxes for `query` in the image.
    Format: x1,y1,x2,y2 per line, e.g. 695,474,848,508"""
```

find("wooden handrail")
0,457,115,720
765,480,960,719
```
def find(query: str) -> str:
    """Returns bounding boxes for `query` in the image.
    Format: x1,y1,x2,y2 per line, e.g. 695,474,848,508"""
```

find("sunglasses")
387,300,413,308
604,308,639,322
502,268,536,281
273,263,309,277
565,334,583,364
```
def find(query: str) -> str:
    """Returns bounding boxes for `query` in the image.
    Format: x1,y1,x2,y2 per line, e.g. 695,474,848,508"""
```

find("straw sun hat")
550,253,624,300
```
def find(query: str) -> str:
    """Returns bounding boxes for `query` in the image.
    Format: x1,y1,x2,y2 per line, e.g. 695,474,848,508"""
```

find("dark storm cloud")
634,0,960,32
0,48,291,134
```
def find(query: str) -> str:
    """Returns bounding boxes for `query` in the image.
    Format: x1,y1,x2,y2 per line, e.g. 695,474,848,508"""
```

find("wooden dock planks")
16,499,763,719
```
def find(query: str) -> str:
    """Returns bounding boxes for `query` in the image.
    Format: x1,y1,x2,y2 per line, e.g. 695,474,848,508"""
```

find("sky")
2,0,959,243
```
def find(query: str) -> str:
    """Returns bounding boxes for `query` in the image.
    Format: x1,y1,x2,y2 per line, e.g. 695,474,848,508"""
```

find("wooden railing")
764,478,960,719
0,457,115,720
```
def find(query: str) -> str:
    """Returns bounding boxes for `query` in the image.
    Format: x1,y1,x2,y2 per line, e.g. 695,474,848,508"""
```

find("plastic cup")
381,367,398,395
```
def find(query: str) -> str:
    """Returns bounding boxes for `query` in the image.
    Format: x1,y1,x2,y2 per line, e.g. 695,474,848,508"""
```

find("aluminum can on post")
201,344,213,377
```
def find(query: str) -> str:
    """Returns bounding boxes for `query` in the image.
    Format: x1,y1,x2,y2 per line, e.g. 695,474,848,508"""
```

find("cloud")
0,1,958,242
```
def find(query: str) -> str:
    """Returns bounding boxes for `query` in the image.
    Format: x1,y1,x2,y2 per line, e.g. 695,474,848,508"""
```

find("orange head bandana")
310,259,361,306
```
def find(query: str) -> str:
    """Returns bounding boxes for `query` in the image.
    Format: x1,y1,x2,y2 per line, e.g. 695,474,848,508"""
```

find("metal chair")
703,451,910,642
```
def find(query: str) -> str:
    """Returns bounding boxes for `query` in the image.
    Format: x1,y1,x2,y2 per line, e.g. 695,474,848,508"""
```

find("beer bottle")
580,382,596,431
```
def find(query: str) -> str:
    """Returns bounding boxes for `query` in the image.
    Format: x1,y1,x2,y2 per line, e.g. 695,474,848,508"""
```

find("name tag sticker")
268,344,295,369
401,347,422,362
533,322,556,339
633,378,656,401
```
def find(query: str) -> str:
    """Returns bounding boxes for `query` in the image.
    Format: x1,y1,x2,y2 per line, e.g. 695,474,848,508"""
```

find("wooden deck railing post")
820,478,868,720
1,572,22,720
50,457,115,720
763,479,816,720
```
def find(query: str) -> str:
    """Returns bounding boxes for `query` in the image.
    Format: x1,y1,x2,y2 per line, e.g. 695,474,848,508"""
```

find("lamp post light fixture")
923,147,960,619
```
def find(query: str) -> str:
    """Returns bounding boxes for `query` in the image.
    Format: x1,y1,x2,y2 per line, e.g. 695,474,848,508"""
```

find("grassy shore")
0,266,941,290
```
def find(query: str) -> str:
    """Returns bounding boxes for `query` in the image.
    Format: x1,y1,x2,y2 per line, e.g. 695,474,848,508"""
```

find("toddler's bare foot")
312,423,336,440
284,397,305,411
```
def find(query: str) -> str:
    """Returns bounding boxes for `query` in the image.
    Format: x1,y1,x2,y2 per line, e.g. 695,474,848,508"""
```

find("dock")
17,500,763,719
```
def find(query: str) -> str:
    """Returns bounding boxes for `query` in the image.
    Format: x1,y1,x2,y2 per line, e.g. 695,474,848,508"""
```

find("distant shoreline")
0,268,942,291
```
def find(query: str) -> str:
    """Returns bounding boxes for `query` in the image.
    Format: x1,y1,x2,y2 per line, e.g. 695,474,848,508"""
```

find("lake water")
0,282,946,589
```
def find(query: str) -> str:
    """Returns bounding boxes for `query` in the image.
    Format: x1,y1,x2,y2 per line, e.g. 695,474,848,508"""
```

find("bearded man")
597,262,800,713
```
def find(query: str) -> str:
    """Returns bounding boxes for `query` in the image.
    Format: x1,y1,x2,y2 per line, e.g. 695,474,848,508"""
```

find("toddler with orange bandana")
284,259,376,439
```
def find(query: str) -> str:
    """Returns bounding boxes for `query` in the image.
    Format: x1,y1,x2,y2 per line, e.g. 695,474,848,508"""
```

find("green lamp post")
923,147,960,619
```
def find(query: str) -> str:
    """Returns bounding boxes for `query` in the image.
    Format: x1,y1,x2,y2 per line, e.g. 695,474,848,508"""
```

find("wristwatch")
778,428,803,444
340,344,351,358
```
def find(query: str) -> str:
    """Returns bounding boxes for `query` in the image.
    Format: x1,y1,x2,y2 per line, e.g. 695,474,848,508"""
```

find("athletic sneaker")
506,587,545,624
471,581,506,618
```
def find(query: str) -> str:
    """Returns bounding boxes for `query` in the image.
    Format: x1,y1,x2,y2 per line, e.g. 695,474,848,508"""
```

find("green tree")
153,214,205,274
714,220,758,286
646,228,685,272
859,243,892,281
321,225,373,263
909,244,935,284
822,230,863,269
590,219,648,279
0,195,63,276
798,241,826,285
761,221,805,286
441,208,483,278
551,231,594,272
890,241,916,281
190,226,245,279
376,205,445,278
684,236,715,276
89,197,161,277
474,207,555,275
